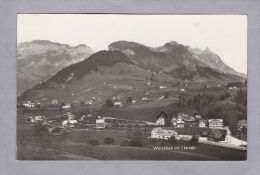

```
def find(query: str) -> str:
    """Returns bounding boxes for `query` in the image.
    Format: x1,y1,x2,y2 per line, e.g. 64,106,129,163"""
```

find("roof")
156,111,169,119
152,127,178,135
69,120,78,124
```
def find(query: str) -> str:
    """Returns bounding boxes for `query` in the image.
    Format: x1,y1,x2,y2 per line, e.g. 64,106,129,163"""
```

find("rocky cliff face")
190,47,246,78
17,40,94,95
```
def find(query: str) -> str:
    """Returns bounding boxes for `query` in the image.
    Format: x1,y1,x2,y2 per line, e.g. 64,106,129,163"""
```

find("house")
85,97,96,105
159,86,167,89
34,115,45,121
176,119,185,128
226,82,244,89
22,101,36,108
96,116,106,129
114,101,123,107
28,115,45,123
177,113,186,120
208,119,223,129
151,127,178,140
61,104,71,109
183,115,196,127
171,117,177,126
155,111,170,126
52,99,58,105
67,112,75,120
198,120,207,128
237,120,247,131
62,119,78,128
195,115,202,120
183,115,196,122
142,97,152,102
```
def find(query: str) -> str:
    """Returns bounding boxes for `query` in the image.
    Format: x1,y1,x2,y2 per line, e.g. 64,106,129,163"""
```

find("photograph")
16,14,247,160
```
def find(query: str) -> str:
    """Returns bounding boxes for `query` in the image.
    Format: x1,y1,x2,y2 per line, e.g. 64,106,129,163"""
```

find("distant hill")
20,40,245,104
17,40,94,95
189,47,246,78
108,41,206,72
109,41,244,81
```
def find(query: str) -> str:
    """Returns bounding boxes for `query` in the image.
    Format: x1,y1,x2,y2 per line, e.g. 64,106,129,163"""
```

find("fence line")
199,140,246,151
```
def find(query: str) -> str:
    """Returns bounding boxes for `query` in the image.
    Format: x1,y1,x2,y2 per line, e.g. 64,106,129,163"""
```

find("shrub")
88,139,100,146
103,137,115,145
168,136,177,144
120,140,130,146
129,138,143,147
105,99,114,107
219,92,231,101
189,135,199,145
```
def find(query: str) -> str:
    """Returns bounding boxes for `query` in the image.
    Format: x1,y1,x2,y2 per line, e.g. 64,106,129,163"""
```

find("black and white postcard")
16,14,247,160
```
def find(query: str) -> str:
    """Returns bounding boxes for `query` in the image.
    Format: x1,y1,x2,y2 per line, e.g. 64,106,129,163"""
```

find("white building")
176,119,185,128
155,112,169,126
23,101,36,108
208,119,223,129
151,127,178,140
199,120,207,128
62,119,78,128
159,86,167,89
52,99,58,104
114,101,123,107
96,116,106,128
61,104,71,109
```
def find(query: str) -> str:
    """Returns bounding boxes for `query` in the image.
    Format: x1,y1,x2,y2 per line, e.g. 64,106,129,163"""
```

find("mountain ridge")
17,40,94,95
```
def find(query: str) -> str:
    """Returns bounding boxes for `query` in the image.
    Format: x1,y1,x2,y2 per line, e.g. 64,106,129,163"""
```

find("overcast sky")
17,14,247,74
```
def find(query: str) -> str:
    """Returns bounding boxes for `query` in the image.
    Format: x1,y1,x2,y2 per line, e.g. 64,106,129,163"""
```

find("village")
17,81,247,160
20,99,247,150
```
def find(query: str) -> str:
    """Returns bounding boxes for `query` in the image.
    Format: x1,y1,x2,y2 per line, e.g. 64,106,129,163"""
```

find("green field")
17,121,246,160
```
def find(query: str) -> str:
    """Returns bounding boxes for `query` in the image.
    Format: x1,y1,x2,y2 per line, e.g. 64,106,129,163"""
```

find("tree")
105,99,114,107
126,97,133,105
103,137,115,145
164,92,169,99
168,136,177,144
88,139,100,146
219,92,231,101
235,89,247,106
189,135,199,145
129,138,143,147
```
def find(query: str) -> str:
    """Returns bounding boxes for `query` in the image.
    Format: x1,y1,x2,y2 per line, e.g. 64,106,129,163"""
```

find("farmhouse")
62,119,78,128
199,120,207,128
208,119,223,129
114,101,123,107
23,101,36,108
28,115,46,123
96,116,106,129
51,99,58,104
155,111,170,126
61,104,71,109
151,127,178,140
176,119,185,128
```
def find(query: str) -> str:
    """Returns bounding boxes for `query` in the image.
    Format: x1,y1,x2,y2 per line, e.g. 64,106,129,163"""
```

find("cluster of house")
21,101,40,108
61,112,78,128
151,127,178,140
155,112,224,129
27,115,46,123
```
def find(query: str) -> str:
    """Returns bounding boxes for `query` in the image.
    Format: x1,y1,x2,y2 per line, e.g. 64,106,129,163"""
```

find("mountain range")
19,40,246,104
17,40,94,95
